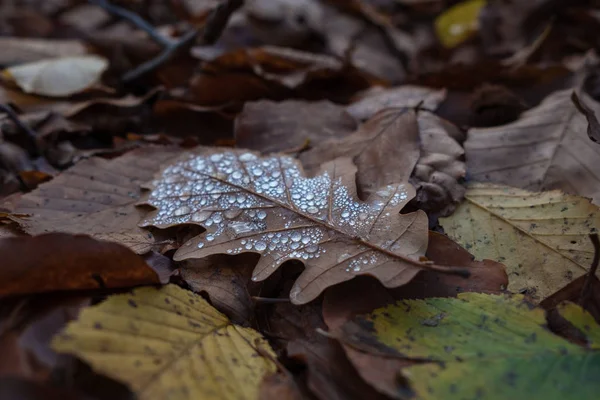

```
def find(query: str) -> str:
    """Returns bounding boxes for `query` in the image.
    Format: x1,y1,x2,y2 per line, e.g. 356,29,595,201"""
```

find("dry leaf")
0,233,159,297
235,99,357,154
347,85,447,121
439,183,600,301
571,91,600,144
465,89,600,203
301,109,466,215
300,108,420,199
8,147,180,254
141,148,449,304
3,56,109,97
52,284,277,400
179,254,258,325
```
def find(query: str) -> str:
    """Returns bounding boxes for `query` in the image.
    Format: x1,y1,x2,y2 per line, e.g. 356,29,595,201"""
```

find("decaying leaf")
7,147,179,254
52,284,277,400
141,148,454,304
571,91,600,144
0,233,159,297
440,183,600,301
339,293,600,400
2,55,109,97
346,85,447,121
465,89,600,204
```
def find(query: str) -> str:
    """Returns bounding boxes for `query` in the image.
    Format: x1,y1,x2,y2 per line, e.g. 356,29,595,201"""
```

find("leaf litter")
2,0,600,399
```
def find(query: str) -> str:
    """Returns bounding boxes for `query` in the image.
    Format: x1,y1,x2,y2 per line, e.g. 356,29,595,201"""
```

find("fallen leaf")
142,148,444,304
52,284,278,400
557,302,600,347
346,85,447,121
434,0,485,48
235,100,357,154
179,254,258,325
339,293,600,400
0,377,82,400
541,275,600,322
0,233,159,297
300,108,421,199
439,183,600,301
465,89,600,203
9,147,180,254
259,371,304,400
3,56,109,97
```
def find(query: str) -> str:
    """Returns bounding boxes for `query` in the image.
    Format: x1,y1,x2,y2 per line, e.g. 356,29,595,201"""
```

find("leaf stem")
579,233,599,306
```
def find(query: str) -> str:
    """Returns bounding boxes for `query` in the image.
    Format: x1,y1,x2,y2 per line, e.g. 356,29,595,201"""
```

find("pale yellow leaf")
3,55,108,97
52,284,277,400
439,183,600,301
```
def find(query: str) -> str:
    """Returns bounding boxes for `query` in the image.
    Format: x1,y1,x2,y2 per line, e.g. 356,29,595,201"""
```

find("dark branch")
579,233,599,306
89,0,243,83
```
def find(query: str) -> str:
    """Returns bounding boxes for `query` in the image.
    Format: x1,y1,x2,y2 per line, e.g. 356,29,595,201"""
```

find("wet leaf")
339,293,600,400
52,284,277,400
9,147,180,254
3,56,109,97
141,148,445,304
440,183,600,301
465,89,600,203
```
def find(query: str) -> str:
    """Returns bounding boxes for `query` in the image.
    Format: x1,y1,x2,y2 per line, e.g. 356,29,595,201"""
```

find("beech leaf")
339,293,600,400
465,89,600,203
52,284,277,400
439,183,600,301
141,149,458,304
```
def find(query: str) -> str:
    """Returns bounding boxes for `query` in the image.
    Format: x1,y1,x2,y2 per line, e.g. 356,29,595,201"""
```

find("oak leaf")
465,89,600,203
440,183,600,301
141,149,460,304
338,293,600,400
52,284,277,400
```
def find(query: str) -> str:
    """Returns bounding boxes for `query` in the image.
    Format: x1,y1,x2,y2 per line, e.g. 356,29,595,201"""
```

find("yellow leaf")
439,183,600,301
52,284,277,400
435,0,486,48
3,55,108,97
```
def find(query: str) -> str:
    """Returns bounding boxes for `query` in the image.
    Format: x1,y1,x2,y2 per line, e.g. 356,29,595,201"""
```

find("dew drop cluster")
144,150,414,278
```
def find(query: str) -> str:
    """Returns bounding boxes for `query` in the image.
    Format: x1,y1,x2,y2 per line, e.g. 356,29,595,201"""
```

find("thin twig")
0,104,37,141
579,233,599,306
89,0,243,83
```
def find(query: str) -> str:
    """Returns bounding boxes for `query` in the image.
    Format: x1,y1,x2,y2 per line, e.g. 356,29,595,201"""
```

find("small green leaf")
341,293,600,400
434,0,485,48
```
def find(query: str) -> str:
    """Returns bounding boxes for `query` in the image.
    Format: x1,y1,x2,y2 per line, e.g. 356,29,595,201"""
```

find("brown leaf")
142,148,446,304
179,254,258,325
9,147,180,253
0,377,83,400
287,338,389,400
301,108,466,215
190,46,379,106
0,233,159,297
541,275,600,322
347,85,447,121
259,372,304,400
465,89,600,204
301,108,420,199
235,99,357,154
